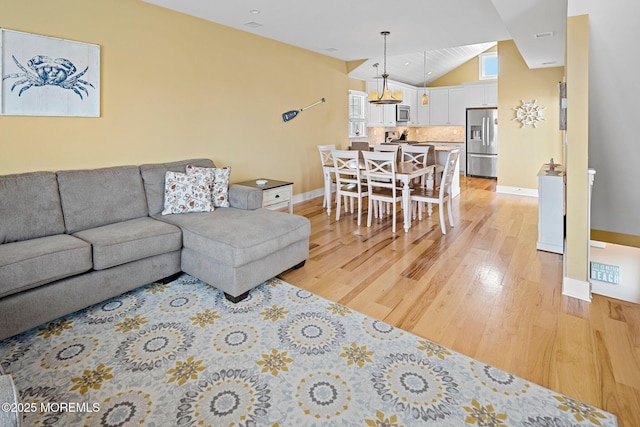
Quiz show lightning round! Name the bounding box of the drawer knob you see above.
[275,194,280,198]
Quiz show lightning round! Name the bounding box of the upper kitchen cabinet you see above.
[415,88,430,126]
[401,87,418,126]
[348,90,367,138]
[429,86,465,126]
[365,80,402,127]
[464,82,497,108]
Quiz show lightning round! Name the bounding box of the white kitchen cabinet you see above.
[382,103,396,126]
[367,80,404,127]
[366,80,396,126]
[429,86,465,126]
[464,82,497,108]
[537,164,565,254]
[370,103,396,126]
[415,88,430,125]
[403,87,418,126]
[366,80,382,126]
[448,87,465,125]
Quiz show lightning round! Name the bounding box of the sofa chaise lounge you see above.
[0,159,310,340]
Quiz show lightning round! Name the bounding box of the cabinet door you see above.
[403,87,418,125]
[382,83,400,126]
[381,104,395,126]
[448,87,466,125]
[484,82,497,107]
[366,81,384,126]
[465,84,486,108]
[368,103,384,126]
[429,88,450,125]
[416,88,430,125]
[465,82,498,108]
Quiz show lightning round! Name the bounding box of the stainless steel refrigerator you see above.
[466,108,498,178]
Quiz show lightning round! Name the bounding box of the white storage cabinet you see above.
[537,164,565,254]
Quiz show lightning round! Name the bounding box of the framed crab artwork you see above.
[1,29,100,117]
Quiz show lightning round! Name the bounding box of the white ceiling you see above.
[141,0,567,87]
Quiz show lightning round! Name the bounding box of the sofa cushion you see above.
[57,166,149,234]
[0,235,92,298]
[156,208,310,267]
[161,171,214,215]
[0,172,65,244]
[73,217,183,270]
[186,165,231,208]
[140,159,215,217]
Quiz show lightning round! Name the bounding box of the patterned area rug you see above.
[0,274,617,426]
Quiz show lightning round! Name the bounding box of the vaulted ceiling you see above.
[142,0,567,86]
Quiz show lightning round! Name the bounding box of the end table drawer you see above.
[233,179,294,214]
[263,186,291,206]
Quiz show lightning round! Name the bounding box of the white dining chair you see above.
[402,144,432,219]
[332,150,368,226]
[317,144,336,211]
[372,144,401,156]
[401,144,431,185]
[362,150,403,233]
[410,149,460,235]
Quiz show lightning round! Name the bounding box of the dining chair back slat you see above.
[401,144,430,167]
[332,149,368,226]
[401,144,431,187]
[362,150,403,233]
[317,144,337,211]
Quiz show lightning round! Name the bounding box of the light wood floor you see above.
[280,176,640,427]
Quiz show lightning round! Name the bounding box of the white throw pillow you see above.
[186,165,231,208]
[161,171,214,215]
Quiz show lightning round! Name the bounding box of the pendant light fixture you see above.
[421,51,429,106]
[368,31,403,104]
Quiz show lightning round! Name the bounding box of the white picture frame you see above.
[0,29,100,117]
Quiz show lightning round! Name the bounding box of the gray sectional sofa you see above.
[0,159,310,340]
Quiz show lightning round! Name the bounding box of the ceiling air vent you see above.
[244,21,263,29]
[534,31,554,39]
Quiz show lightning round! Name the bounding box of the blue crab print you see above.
[2,54,95,99]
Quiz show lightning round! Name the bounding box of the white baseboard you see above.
[562,276,592,301]
[292,188,324,205]
[496,186,538,197]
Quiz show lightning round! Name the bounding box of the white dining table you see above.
[323,160,435,232]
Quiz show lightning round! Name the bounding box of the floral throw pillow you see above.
[186,165,231,208]
[161,171,214,215]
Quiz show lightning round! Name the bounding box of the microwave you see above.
[396,105,410,122]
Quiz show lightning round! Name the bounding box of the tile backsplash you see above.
[361,126,465,145]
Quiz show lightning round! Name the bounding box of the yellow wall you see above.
[565,15,590,282]
[497,41,564,189]
[0,0,351,195]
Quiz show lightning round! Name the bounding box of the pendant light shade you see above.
[369,31,402,105]
[421,51,429,106]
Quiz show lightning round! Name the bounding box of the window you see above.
[348,90,367,138]
[479,52,498,80]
